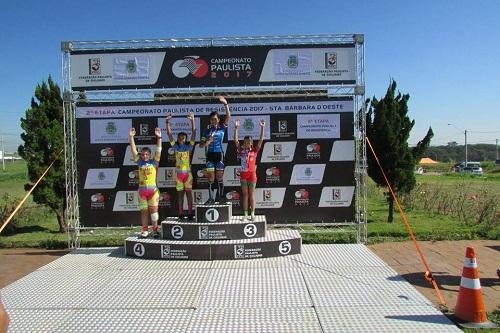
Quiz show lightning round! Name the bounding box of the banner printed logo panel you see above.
[71,45,355,89]
[318,186,355,207]
[84,168,120,189]
[261,142,296,163]
[172,56,209,78]
[289,164,326,185]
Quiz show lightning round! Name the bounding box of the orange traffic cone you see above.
[454,247,497,328]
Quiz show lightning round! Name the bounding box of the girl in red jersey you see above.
[233,119,265,220]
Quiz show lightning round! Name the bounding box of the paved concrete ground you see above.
[1,239,498,313]
[2,245,461,333]
[370,240,500,312]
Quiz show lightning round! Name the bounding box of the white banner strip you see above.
[76,100,354,118]
[460,277,481,290]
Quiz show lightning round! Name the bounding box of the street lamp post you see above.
[448,124,468,164]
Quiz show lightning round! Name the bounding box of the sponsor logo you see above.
[140,123,149,136]
[278,120,287,133]
[256,188,286,209]
[262,142,296,163]
[91,119,131,144]
[289,164,325,185]
[199,226,209,239]
[84,168,120,189]
[112,191,139,211]
[274,144,282,156]
[325,52,337,69]
[263,190,272,201]
[127,59,137,73]
[265,166,281,184]
[128,170,139,186]
[167,147,176,163]
[287,55,298,69]
[126,192,135,204]
[271,120,294,139]
[196,169,208,185]
[105,122,117,135]
[172,56,209,78]
[161,245,171,258]
[159,192,171,208]
[333,188,341,200]
[100,147,114,157]
[89,58,101,75]
[194,191,203,204]
[306,143,321,160]
[318,186,355,207]
[234,245,245,259]
[243,118,254,131]
[234,168,241,178]
[294,189,310,206]
[99,147,115,164]
[90,193,105,209]
[272,50,311,76]
[166,169,174,180]
[225,191,241,207]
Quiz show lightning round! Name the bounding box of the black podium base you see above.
[162,216,266,241]
[125,229,301,261]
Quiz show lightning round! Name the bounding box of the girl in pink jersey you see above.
[233,119,265,220]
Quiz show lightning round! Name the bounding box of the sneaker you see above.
[153,230,160,239]
[182,215,190,221]
[140,230,149,238]
[204,198,215,205]
[187,214,195,221]
[250,213,256,220]
[218,197,227,204]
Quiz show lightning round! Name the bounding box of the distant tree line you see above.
[424,143,498,162]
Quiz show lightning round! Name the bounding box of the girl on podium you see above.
[199,96,231,204]
[166,111,196,220]
[233,118,265,220]
[129,126,162,238]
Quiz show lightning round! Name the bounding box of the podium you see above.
[125,203,302,260]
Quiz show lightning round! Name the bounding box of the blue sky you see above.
[1,0,499,152]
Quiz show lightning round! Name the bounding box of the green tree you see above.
[366,80,433,222]
[18,77,66,232]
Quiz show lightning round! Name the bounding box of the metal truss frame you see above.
[61,34,367,247]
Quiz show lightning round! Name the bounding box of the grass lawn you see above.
[1,160,499,248]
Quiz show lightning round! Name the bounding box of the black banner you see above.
[76,97,356,226]
[70,44,356,90]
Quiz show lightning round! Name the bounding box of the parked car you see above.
[453,161,483,174]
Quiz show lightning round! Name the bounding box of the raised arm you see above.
[187,111,196,143]
[154,127,162,160]
[218,96,231,127]
[129,128,138,160]
[233,119,240,151]
[257,119,265,150]
[166,113,174,143]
